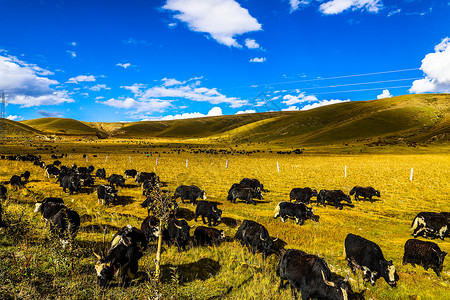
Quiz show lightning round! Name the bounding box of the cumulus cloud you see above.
[89,84,110,91]
[163,0,262,47]
[245,38,261,49]
[0,53,73,107]
[289,0,311,12]
[410,37,450,93]
[207,106,223,116]
[236,109,256,114]
[100,97,172,112]
[6,115,22,121]
[249,57,266,63]
[377,89,392,99]
[162,78,185,86]
[282,106,300,111]
[319,0,382,15]
[147,106,223,121]
[116,63,132,69]
[66,75,96,84]
[282,93,318,105]
[301,99,350,110]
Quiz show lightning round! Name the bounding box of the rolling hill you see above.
[9,93,450,147]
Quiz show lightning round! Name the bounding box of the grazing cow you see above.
[344,233,397,287]
[79,172,94,187]
[403,239,447,277]
[10,175,23,189]
[0,184,7,200]
[194,226,225,246]
[61,175,81,194]
[107,174,125,188]
[49,207,80,248]
[136,172,159,186]
[349,186,380,202]
[317,190,352,210]
[95,168,106,179]
[162,218,193,252]
[53,160,61,166]
[20,171,31,183]
[140,216,160,243]
[411,212,448,240]
[195,200,223,226]
[289,187,318,204]
[34,198,66,223]
[274,201,319,225]
[234,219,276,258]
[277,249,351,300]
[124,169,137,178]
[97,185,119,206]
[240,178,267,192]
[94,225,148,287]
[45,165,60,178]
[174,185,206,205]
[227,186,263,205]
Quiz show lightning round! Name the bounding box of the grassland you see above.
[0,143,449,299]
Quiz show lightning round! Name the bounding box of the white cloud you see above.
[388,8,401,17]
[236,109,256,114]
[95,96,105,100]
[250,57,266,63]
[319,0,382,15]
[245,38,261,49]
[410,37,450,93]
[148,106,223,121]
[116,63,132,69]
[100,97,172,112]
[282,106,300,111]
[89,84,110,91]
[162,78,185,86]
[282,93,318,105]
[0,53,73,107]
[207,106,223,116]
[377,89,392,99]
[289,0,311,12]
[163,0,262,47]
[301,99,350,110]
[70,42,77,46]
[66,75,96,84]
[67,50,76,58]
[6,115,21,121]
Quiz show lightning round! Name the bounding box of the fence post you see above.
[186,159,188,168]
[129,156,131,163]
[226,160,228,169]
[277,162,280,173]
[105,155,108,162]
[410,168,413,181]
[156,157,158,166]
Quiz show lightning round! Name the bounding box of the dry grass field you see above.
[0,141,449,299]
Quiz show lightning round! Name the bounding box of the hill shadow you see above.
[160,258,221,284]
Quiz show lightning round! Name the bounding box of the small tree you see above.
[148,189,175,281]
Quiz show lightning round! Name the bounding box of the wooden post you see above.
[277,162,280,173]
[186,159,188,168]
[410,168,413,181]
[156,157,158,165]
[105,155,108,162]
[226,160,228,169]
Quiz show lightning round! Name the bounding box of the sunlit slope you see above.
[22,118,100,136]
[2,119,41,136]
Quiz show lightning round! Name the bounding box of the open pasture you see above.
[0,148,449,299]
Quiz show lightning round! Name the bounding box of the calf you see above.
[277,249,350,300]
[349,186,380,202]
[194,226,225,246]
[124,169,137,178]
[344,233,397,287]
[140,215,160,243]
[403,239,447,277]
[227,186,262,205]
[234,219,276,258]
[108,174,125,188]
[97,185,119,206]
[274,201,319,225]
[174,185,206,205]
[411,212,448,240]
[289,187,318,204]
[94,225,148,287]
[95,168,106,179]
[195,200,223,226]
[317,189,352,210]
[49,207,80,248]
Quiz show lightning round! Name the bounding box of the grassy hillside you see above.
[1,119,41,137]
[21,118,102,136]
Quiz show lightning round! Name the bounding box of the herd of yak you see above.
[0,153,448,299]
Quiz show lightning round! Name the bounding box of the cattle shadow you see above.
[176,207,195,221]
[79,224,122,234]
[221,216,239,228]
[160,258,221,284]
[115,195,134,206]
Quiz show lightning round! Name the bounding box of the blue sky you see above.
[0,0,449,122]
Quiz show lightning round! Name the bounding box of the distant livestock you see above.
[107,174,125,188]
[317,189,352,210]
[194,226,225,247]
[240,178,267,192]
[136,172,159,186]
[274,201,319,225]
[174,185,206,205]
[234,219,276,258]
[349,186,380,202]
[45,165,60,178]
[289,187,317,204]
[20,170,31,183]
[60,174,81,194]
[124,169,137,178]
[95,168,106,179]
[227,186,262,205]
[10,175,23,189]
[411,212,448,240]
[344,233,397,287]
[403,239,447,277]
[194,200,222,226]
[49,207,80,248]
[277,249,351,300]
[94,225,148,287]
[97,185,119,206]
